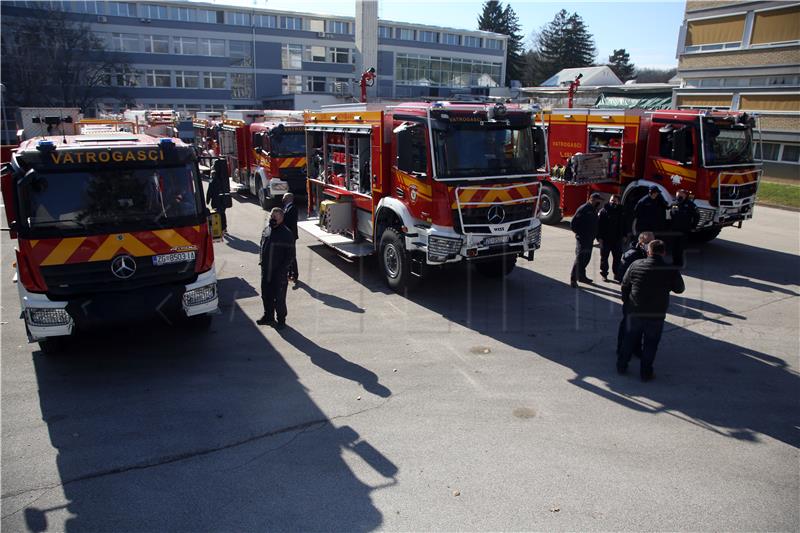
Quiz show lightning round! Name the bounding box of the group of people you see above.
[570,187,694,381]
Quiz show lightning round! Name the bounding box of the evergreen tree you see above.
[477,1,526,86]
[608,48,636,81]
[531,9,597,84]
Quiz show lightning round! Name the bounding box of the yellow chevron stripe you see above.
[29,240,39,249]
[40,237,85,266]
[152,229,192,249]
[89,234,154,262]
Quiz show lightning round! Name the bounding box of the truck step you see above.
[298,219,374,259]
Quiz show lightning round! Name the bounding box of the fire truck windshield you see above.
[433,125,535,178]
[20,164,201,232]
[703,123,754,166]
[270,132,305,157]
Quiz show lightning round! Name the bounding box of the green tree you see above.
[529,9,597,84]
[608,48,636,81]
[477,1,525,85]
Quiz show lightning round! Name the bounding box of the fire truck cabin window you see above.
[396,125,427,175]
[270,132,305,157]
[658,125,694,163]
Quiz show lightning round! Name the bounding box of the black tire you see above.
[38,337,65,354]
[539,184,562,225]
[690,226,722,243]
[379,228,413,292]
[187,313,213,331]
[474,255,517,278]
[257,178,269,210]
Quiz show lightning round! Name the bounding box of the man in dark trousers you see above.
[618,239,685,381]
[668,189,699,267]
[257,207,296,329]
[617,231,655,357]
[570,192,603,288]
[206,169,229,234]
[282,193,299,282]
[633,185,668,237]
[597,194,625,282]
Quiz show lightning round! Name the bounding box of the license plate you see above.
[482,235,509,246]
[152,251,196,266]
[271,182,289,192]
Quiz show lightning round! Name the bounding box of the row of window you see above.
[99,32,255,64]
[683,75,800,88]
[378,26,502,49]
[756,142,800,164]
[395,54,503,88]
[683,5,800,53]
[281,75,352,95]
[280,44,353,69]
[103,69,253,98]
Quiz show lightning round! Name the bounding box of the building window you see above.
[204,72,227,89]
[145,69,171,88]
[143,35,169,54]
[756,142,781,161]
[229,41,253,67]
[106,2,136,17]
[175,71,200,88]
[173,36,197,55]
[395,53,502,88]
[418,31,438,43]
[442,33,460,45]
[254,14,277,28]
[282,75,302,94]
[739,94,800,112]
[169,6,195,22]
[305,76,327,93]
[231,73,254,99]
[280,16,302,30]
[326,20,350,34]
[780,145,800,163]
[684,14,744,52]
[227,11,251,26]
[397,28,415,40]
[197,8,223,24]
[110,33,139,52]
[305,45,327,62]
[486,39,503,50]
[141,4,168,20]
[750,6,800,46]
[66,2,103,15]
[463,36,482,48]
[199,38,225,57]
[378,26,391,39]
[329,47,349,64]
[282,44,303,69]
[114,69,140,87]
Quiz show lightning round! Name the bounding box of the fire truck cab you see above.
[1,125,218,353]
[539,108,761,241]
[300,101,547,291]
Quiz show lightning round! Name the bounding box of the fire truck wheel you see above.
[257,179,270,210]
[379,228,412,291]
[690,226,722,243]
[539,184,562,225]
[474,255,517,278]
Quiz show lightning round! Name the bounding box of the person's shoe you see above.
[570,279,579,288]
[256,316,274,326]
[274,321,286,330]
[601,274,608,282]
[578,277,594,284]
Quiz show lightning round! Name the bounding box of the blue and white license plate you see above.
[482,235,509,246]
[152,251,196,266]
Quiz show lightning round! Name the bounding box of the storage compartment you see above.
[320,199,352,234]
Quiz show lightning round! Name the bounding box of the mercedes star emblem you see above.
[111,254,137,279]
[487,205,506,225]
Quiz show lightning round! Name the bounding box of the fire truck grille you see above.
[453,203,535,234]
[712,182,758,207]
[41,257,198,299]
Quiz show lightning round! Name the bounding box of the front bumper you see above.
[695,199,755,229]
[411,221,542,265]
[18,268,218,341]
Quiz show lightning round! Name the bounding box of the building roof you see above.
[540,66,623,87]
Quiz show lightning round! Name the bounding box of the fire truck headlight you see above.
[184,283,217,307]
[696,208,715,228]
[428,235,462,262]
[526,226,542,249]
[26,308,71,327]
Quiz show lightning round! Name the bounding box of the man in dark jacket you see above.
[617,231,655,357]
[570,192,603,288]
[257,207,296,329]
[633,185,668,236]
[597,194,625,282]
[282,193,299,282]
[668,189,699,267]
[206,170,229,233]
[618,240,685,381]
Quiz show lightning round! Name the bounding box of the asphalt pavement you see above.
[2,195,798,531]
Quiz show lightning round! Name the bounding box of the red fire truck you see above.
[1,126,218,353]
[538,108,761,241]
[219,110,307,209]
[300,101,547,290]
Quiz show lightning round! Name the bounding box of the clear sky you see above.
[201,0,686,69]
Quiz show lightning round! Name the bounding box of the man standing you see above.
[618,240,685,381]
[597,194,625,282]
[257,207,296,329]
[633,185,668,236]
[617,231,655,357]
[206,169,228,234]
[570,192,603,288]
[668,189,699,267]
[282,193,299,282]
